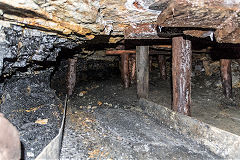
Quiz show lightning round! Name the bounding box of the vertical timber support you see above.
[157,55,167,80]
[129,54,136,84]
[172,37,192,116]
[136,46,149,98]
[220,59,232,98]
[149,56,153,72]
[121,54,130,88]
[67,57,78,96]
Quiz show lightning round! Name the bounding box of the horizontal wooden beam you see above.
[106,47,210,55]
[154,0,240,44]
[152,45,172,49]
[106,50,136,55]
[106,49,171,55]
[124,23,169,39]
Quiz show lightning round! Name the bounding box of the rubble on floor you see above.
[0,71,63,160]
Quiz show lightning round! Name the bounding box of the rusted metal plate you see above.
[153,0,240,43]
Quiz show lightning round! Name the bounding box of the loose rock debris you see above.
[60,105,220,159]
[1,71,63,160]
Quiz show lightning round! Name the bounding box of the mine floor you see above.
[53,67,240,159]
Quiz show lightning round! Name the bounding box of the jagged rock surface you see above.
[0,0,160,36]
[0,23,79,77]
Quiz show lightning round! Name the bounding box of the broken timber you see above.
[172,37,192,116]
[136,46,149,98]
[220,59,232,98]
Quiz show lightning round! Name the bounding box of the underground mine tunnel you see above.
[1,0,240,160]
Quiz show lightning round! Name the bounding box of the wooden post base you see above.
[172,37,192,116]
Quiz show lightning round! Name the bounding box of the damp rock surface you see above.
[1,71,63,160]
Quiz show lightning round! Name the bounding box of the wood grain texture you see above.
[172,37,192,116]
[157,55,167,80]
[67,57,78,96]
[136,46,149,99]
[220,59,232,98]
[121,54,130,88]
[155,0,240,43]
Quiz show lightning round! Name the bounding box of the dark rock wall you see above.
[0,24,78,77]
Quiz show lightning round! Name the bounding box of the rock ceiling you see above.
[1,0,240,44]
[0,0,240,77]
[0,0,160,38]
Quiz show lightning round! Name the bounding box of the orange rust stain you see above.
[133,1,144,10]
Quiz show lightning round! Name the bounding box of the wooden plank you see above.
[106,50,136,55]
[172,36,192,116]
[106,49,171,55]
[154,0,240,43]
[136,46,149,98]
[156,0,237,28]
[220,59,232,98]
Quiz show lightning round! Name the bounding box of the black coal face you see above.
[0,24,80,159]
[0,24,79,78]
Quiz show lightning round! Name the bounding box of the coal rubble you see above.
[0,24,84,159]
[0,70,63,159]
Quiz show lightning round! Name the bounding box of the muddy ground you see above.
[50,58,240,159]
